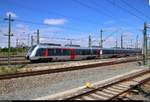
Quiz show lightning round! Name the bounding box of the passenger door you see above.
[70,49,75,60]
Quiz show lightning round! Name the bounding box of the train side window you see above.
[116,50,120,54]
[87,49,90,55]
[63,49,70,56]
[48,49,54,56]
[90,49,93,55]
[120,50,123,54]
[36,48,45,56]
[92,50,96,55]
[88,49,91,55]
[85,49,89,55]
[118,50,121,54]
[75,49,80,55]
[82,50,85,55]
[103,49,108,54]
[83,49,87,55]
[56,49,62,56]
[54,49,56,55]
[87,49,91,55]
[80,49,82,55]
[84,49,87,55]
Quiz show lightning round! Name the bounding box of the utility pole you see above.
[70,40,72,45]
[143,22,148,65]
[37,29,40,44]
[16,38,19,48]
[121,34,123,48]
[130,39,133,48]
[136,34,139,49]
[28,34,30,47]
[16,38,19,55]
[115,38,118,48]
[89,35,92,47]
[149,41,150,56]
[99,29,103,48]
[4,14,14,67]
[115,33,118,48]
[31,35,34,46]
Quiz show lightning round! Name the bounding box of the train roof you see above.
[36,44,99,50]
[34,44,141,51]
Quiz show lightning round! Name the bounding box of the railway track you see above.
[0,57,145,80]
[0,56,142,66]
[0,55,25,58]
[0,56,28,65]
[0,56,143,66]
[117,80,150,100]
[65,69,150,100]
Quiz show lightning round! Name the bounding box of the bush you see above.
[0,47,26,53]
[0,47,27,56]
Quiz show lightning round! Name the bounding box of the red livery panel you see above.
[70,48,75,60]
[44,48,48,57]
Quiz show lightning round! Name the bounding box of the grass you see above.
[0,65,23,75]
[0,64,34,75]
[0,52,26,56]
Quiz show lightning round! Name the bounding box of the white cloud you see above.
[6,12,17,18]
[44,18,67,25]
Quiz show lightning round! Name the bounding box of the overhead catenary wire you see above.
[0,18,92,47]
[8,0,100,26]
[1,17,91,45]
[103,30,119,42]
[1,16,143,48]
[71,0,115,19]
[88,0,115,18]
[71,0,147,29]
[0,1,146,48]
[121,0,150,20]
[106,0,145,22]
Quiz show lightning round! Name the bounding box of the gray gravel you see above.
[0,61,148,100]
[123,81,150,100]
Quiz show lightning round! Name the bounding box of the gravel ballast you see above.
[0,61,148,100]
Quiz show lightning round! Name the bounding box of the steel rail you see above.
[66,70,150,100]
[0,57,143,80]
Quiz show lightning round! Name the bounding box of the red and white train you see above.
[26,43,142,62]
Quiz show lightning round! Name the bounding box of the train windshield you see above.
[28,45,36,53]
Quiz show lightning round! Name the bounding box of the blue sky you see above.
[0,0,150,48]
